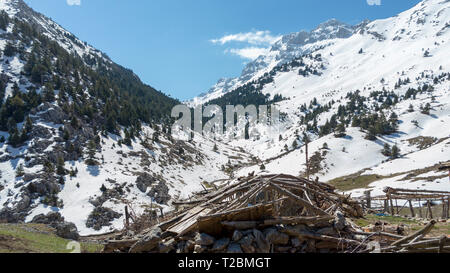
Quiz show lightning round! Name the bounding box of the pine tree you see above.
[43,160,55,176]
[365,126,377,141]
[382,143,391,157]
[16,163,25,177]
[391,145,400,159]
[56,156,66,175]
[85,139,98,166]
[334,122,346,138]
[260,164,266,171]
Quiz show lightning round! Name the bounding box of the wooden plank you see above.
[269,182,327,216]
[166,206,212,236]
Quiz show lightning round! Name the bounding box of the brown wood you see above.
[427,201,433,219]
[408,200,415,218]
[268,182,328,216]
[391,220,437,246]
[261,215,334,226]
[125,206,130,229]
[103,239,139,253]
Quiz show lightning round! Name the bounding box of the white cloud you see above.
[67,0,81,6]
[367,0,381,6]
[226,47,270,61]
[211,30,279,60]
[211,30,281,46]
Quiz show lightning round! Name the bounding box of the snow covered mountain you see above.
[0,0,252,235]
[192,0,450,199]
[188,19,356,106]
[0,0,449,237]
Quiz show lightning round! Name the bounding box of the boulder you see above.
[195,233,215,246]
[227,243,243,253]
[263,228,289,245]
[55,222,80,240]
[135,173,155,193]
[238,234,256,253]
[31,212,64,225]
[232,230,243,242]
[253,229,270,253]
[211,238,230,252]
[129,227,163,253]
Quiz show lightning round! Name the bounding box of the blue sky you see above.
[24,0,422,100]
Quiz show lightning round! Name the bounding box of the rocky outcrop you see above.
[31,211,80,240]
[147,180,170,205]
[129,227,163,253]
[135,173,155,193]
[86,207,122,231]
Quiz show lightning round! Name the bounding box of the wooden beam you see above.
[268,183,328,216]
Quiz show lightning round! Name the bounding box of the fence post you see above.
[409,200,415,218]
[125,206,130,229]
[427,201,433,219]
[364,190,372,209]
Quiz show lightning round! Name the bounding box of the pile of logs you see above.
[360,220,450,253]
[101,174,448,253]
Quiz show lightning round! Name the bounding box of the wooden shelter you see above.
[161,174,364,237]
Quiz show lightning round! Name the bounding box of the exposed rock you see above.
[31,211,64,225]
[232,230,243,242]
[227,243,243,253]
[238,234,256,253]
[55,222,80,240]
[0,208,26,223]
[135,173,155,193]
[195,233,215,246]
[147,180,171,205]
[158,239,176,253]
[194,244,208,253]
[253,229,270,253]
[291,237,302,248]
[211,238,230,252]
[334,210,346,231]
[86,207,122,231]
[263,228,289,245]
[16,195,31,211]
[129,227,163,253]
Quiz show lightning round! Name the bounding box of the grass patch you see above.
[0,224,103,253]
[328,174,384,191]
[356,214,450,238]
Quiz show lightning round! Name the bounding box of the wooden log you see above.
[447,198,450,219]
[125,206,130,229]
[157,211,188,231]
[102,239,139,253]
[418,198,423,218]
[409,200,415,218]
[389,195,395,215]
[364,190,372,209]
[442,198,447,220]
[391,220,437,246]
[280,228,365,248]
[427,201,433,219]
[268,183,328,216]
[222,221,258,230]
[261,215,334,226]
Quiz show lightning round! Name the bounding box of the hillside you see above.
[192,0,450,198]
[0,0,252,235]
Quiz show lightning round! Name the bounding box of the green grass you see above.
[0,224,103,253]
[328,174,384,191]
[355,214,450,238]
